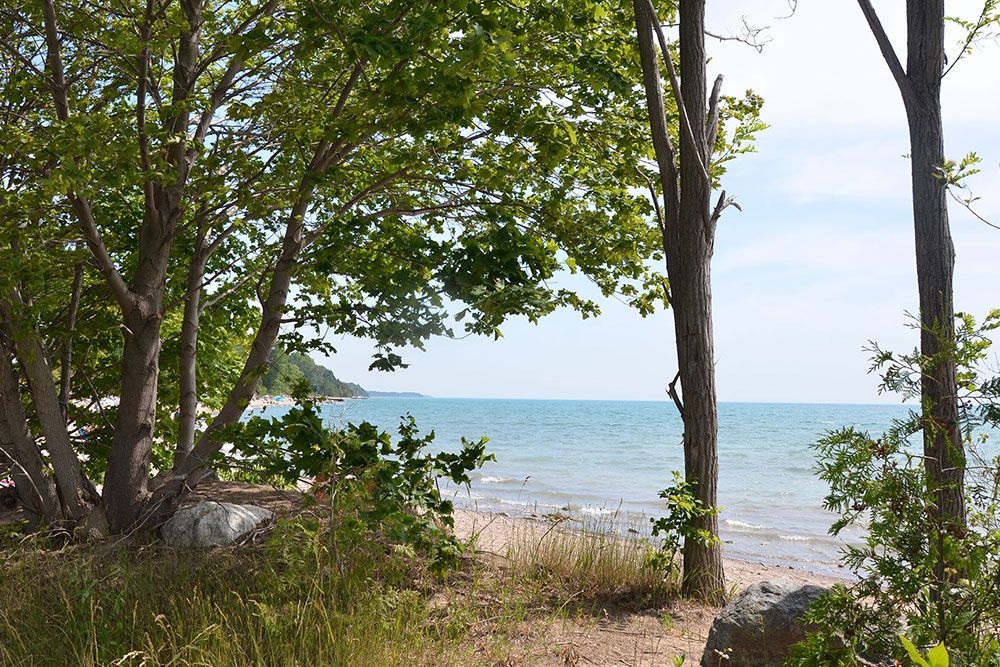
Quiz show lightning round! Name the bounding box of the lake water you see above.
[254,398,919,575]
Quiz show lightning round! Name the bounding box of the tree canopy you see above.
[0,0,674,531]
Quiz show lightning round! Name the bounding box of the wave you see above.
[479,476,508,484]
[725,519,766,531]
[578,506,616,516]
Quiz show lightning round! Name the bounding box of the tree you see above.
[258,347,365,398]
[632,0,763,601]
[0,0,662,533]
[855,0,999,554]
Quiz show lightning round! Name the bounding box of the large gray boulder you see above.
[701,579,829,667]
[161,501,273,547]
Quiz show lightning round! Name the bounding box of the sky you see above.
[318,0,1000,404]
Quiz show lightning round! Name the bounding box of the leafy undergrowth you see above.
[0,513,681,667]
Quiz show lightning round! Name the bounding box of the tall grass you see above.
[0,512,681,666]
[499,512,679,613]
[0,520,476,667]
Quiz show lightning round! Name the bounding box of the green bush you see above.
[225,390,493,571]
[645,471,720,579]
[790,311,1000,665]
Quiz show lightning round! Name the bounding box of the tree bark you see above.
[902,0,965,529]
[675,0,724,601]
[634,0,725,602]
[0,299,97,518]
[175,249,208,468]
[0,341,59,526]
[102,302,163,532]
[856,0,965,530]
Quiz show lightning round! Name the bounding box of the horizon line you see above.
[364,394,914,407]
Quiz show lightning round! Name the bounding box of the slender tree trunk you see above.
[2,316,97,518]
[856,0,965,530]
[634,0,725,602]
[58,261,84,419]
[675,0,724,600]
[175,252,207,468]
[902,1,965,529]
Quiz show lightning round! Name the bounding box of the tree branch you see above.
[706,74,723,158]
[667,370,684,418]
[58,260,84,418]
[645,0,711,182]
[943,1,997,78]
[39,0,133,309]
[856,0,915,104]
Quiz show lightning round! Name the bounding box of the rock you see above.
[161,501,273,547]
[701,579,830,667]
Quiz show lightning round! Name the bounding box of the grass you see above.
[0,511,683,666]
[501,513,678,613]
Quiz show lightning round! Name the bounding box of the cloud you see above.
[771,139,912,203]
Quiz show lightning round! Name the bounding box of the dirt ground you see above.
[452,509,847,666]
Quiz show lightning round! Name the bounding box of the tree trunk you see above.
[634,0,725,602]
[675,0,724,601]
[901,0,965,530]
[672,262,724,599]
[0,299,97,519]
[102,304,162,532]
[857,0,966,528]
[0,343,59,525]
[58,261,84,420]
[143,186,316,526]
[175,251,207,468]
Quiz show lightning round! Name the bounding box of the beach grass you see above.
[498,513,678,613]
[0,509,686,666]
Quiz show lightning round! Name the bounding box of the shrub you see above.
[225,390,493,572]
[645,471,720,580]
[790,311,1000,665]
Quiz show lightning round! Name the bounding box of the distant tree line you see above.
[260,349,367,399]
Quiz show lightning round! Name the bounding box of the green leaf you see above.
[900,636,931,667]
[925,643,949,667]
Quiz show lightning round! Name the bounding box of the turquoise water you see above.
[254,398,917,574]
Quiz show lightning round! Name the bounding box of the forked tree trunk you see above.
[857,0,965,532]
[144,186,317,526]
[635,0,725,602]
[675,0,724,601]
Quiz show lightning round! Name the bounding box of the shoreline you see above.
[452,507,851,589]
[449,491,856,579]
[247,394,366,410]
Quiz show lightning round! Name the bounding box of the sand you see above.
[451,508,847,666]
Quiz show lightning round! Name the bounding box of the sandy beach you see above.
[450,507,847,665]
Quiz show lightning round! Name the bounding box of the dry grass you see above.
[0,484,735,667]
[500,513,678,614]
